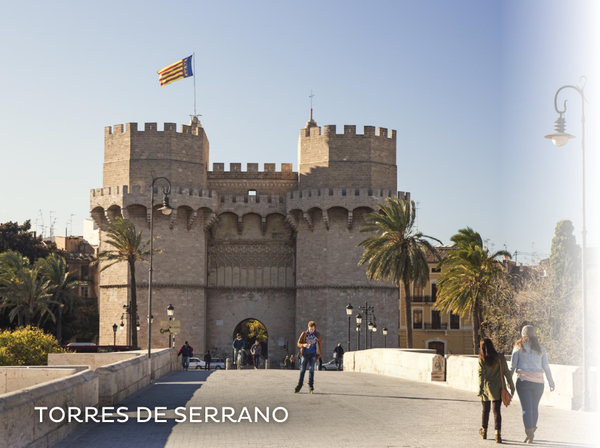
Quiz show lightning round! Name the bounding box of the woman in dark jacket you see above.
[478,338,515,444]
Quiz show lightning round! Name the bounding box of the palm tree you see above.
[434,227,510,354]
[95,217,159,349]
[37,253,87,344]
[0,250,55,326]
[358,198,441,348]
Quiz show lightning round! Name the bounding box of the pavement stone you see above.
[55,369,598,448]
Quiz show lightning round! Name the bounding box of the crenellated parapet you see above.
[218,194,286,219]
[298,123,397,192]
[103,119,210,191]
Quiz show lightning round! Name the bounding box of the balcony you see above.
[411,295,436,303]
[424,323,448,330]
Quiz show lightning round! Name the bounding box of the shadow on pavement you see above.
[318,391,476,403]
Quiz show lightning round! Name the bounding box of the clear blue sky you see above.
[0,0,597,261]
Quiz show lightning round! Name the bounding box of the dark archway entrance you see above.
[233,318,268,364]
[428,341,445,356]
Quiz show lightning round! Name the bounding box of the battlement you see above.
[210,163,294,174]
[104,122,204,136]
[287,188,410,214]
[91,185,217,199]
[300,125,396,140]
[288,188,402,201]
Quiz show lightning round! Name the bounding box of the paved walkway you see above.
[56,369,597,448]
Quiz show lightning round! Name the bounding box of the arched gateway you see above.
[233,318,268,363]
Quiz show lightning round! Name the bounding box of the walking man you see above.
[232,333,245,370]
[250,340,262,369]
[203,350,212,370]
[334,343,344,371]
[177,341,193,371]
[294,321,322,394]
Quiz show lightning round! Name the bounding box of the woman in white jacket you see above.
[511,325,555,443]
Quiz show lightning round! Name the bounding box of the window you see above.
[81,265,90,279]
[450,313,460,330]
[431,283,438,302]
[431,267,441,273]
[248,189,257,196]
[413,309,423,329]
[431,311,441,329]
[81,287,89,299]
[413,284,423,302]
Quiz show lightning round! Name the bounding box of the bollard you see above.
[265,359,269,370]
[226,358,231,370]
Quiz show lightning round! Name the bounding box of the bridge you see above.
[53,369,595,448]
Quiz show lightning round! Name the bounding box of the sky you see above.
[0,0,598,263]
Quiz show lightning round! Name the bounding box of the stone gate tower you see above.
[91,115,405,365]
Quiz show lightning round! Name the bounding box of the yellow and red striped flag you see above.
[157,55,193,86]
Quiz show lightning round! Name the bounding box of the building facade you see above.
[91,117,407,364]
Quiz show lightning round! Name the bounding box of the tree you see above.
[435,227,511,354]
[358,198,441,348]
[95,217,159,349]
[0,220,58,263]
[37,253,87,344]
[0,251,55,326]
[0,326,68,366]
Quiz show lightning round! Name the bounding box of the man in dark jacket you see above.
[203,350,212,370]
[178,341,193,371]
[232,333,245,370]
[294,321,322,394]
[334,343,344,370]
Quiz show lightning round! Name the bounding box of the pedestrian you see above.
[284,355,290,369]
[250,340,262,369]
[204,350,212,370]
[294,320,322,394]
[511,325,555,443]
[477,338,514,444]
[289,354,296,370]
[334,343,344,370]
[177,341,193,371]
[232,333,245,370]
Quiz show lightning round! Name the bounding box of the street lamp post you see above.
[356,314,362,350]
[148,174,173,359]
[544,77,589,410]
[345,303,353,352]
[383,326,388,348]
[368,321,374,349]
[372,322,377,348]
[359,302,374,350]
[167,304,175,348]
[112,323,117,349]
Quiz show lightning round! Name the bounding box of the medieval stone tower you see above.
[91,115,406,364]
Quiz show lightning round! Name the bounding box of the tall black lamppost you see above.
[544,77,589,410]
[345,303,353,352]
[368,321,374,349]
[358,302,374,350]
[112,323,118,349]
[167,304,175,348]
[148,174,173,359]
[356,314,362,350]
[372,322,377,348]
[383,326,388,348]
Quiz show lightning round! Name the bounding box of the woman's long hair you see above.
[479,338,499,366]
[515,336,542,354]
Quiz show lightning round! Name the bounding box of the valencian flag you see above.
[157,55,193,86]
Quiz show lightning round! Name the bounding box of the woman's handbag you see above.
[498,355,512,407]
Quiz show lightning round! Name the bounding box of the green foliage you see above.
[0,220,58,263]
[435,227,511,354]
[245,319,268,341]
[0,325,69,366]
[358,198,441,348]
[95,217,160,349]
[0,251,56,326]
[37,253,87,343]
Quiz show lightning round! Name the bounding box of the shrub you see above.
[0,326,69,366]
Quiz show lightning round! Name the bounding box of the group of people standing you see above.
[478,325,555,444]
[232,333,263,370]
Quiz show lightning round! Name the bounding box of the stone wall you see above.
[0,369,98,448]
[344,348,445,382]
[445,355,586,411]
[48,353,138,371]
[0,367,83,394]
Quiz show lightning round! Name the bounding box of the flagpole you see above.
[193,52,197,117]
